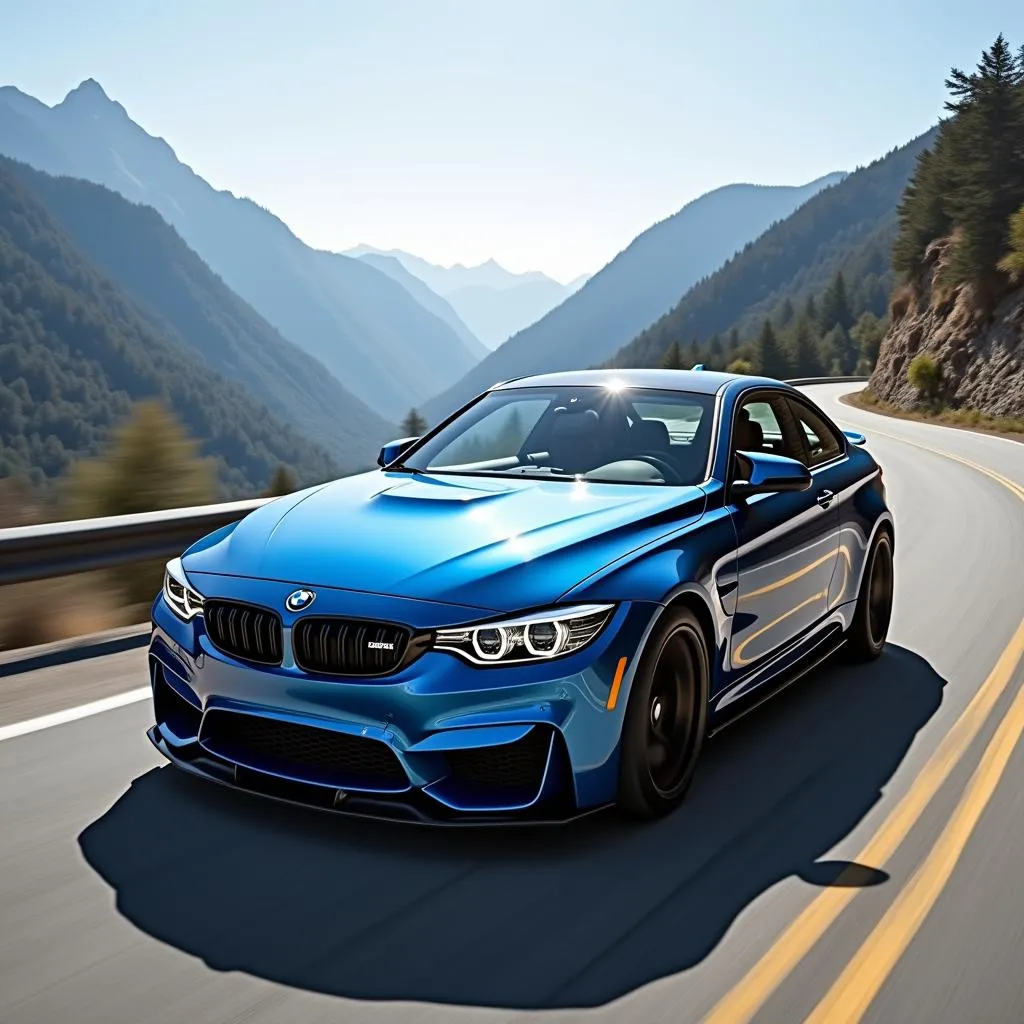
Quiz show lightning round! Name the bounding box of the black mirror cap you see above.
[731,450,813,499]
[377,436,420,468]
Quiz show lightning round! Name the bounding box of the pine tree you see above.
[892,146,954,278]
[803,294,818,324]
[788,315,824,377]
[819,324,855,376]
[727,327,741,353]
[941,35,1024,286]
[998,203,1024,281]
[754,319,791,379]
[686,337,702,367]
[818,271,855,333]
[850,311,887,371]
[775,297,795,328]
[707,333,725,368]
[661,341,685,369]
[264,464,298,497]
[401,408,428,436]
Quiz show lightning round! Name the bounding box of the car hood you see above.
[183,470,706,612]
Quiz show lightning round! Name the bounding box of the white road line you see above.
[0,688,151,742]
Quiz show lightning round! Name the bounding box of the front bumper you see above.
[147,578,658,825]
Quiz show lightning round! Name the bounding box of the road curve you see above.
[1,383,1023,1024]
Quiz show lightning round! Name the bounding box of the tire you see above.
[844,528,894,663]
[617,606,709,820]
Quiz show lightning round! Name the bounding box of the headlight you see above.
[162,557,204,620]
[433,604,614,665]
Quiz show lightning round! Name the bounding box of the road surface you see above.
[1,383,1023,1024]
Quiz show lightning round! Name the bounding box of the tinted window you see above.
[732,395,805,463]
[788,399,845,467]
[400,386,716,486]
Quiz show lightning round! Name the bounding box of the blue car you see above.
[148,369,894,824]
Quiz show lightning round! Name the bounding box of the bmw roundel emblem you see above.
[285,589,316,612]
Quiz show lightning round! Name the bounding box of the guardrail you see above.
[0,376,870,587]
[0,498,270,586]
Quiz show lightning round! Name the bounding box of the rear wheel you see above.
[844,529,894,662]
[617,607,709,819]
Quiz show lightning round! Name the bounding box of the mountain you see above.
[607,133,936,371]
[351,251,487,360]
[0,162,344,494]
[2,156,395,462]
[345,246,556,294]
[444,276,585,350]
[0,79,480,420]
[422,172,845,422]
[346,245,588,348]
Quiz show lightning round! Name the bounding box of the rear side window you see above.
[788,399,845,467]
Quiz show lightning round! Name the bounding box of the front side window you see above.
[398,385,717,486]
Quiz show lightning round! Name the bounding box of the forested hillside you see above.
[0,165,342,495]
[1,157,395,460]
[870,35,1024,416]
[608,130,937,376]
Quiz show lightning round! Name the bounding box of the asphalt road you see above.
[1,382,1023,1024]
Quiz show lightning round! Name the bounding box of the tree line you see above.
[656,269,887,379]
[894,34,1024,294]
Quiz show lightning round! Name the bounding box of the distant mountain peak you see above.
[62,78,111,105]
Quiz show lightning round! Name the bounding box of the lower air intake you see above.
[444,726,552,792]
[199,709,408,791]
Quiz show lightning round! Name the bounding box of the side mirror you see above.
[843,429,867,447]
[377,436,419,468]
[731,451,812,500]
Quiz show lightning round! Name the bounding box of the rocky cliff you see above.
[869,238,1024,417]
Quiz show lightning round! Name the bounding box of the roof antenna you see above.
[691,363,705,371]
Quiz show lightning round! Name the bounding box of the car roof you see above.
[489,367,786,397]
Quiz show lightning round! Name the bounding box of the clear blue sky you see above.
[1,0,1018,282]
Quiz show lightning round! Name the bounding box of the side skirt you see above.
[706,628,846,737]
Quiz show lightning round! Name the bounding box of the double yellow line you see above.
[705,427,1024,1024]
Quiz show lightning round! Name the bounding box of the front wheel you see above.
[617,607,709,820]
[844,529,894,662]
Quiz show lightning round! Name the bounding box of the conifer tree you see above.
[401,408,428,436]
[818,271,854,333]
[788,315,824,377]
[707,333,725,368]
[686,337,702,367]
[754,319,791,379]
[775,297,795,328]
[661,341,685,369]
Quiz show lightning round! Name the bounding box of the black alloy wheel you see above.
[845,529,894,662]
[617,606,709,819]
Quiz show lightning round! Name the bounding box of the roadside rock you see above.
[869,239,1024,417]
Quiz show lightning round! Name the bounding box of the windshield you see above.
[398,385,716,486]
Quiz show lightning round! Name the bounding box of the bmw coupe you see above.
[148,369,894,824]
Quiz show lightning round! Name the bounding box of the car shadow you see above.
[78,643,943,1010]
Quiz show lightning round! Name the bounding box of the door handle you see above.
[816,489,835,509]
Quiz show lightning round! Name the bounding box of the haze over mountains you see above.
[423,172,845,422]
[345,245,589,349]
[0,79,480,420]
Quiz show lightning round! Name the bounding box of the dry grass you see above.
[843,389,1024,442]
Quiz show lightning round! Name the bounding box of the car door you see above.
[727,390,841,672]
[782,393,857,611]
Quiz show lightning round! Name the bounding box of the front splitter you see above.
[147,725,613,829]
